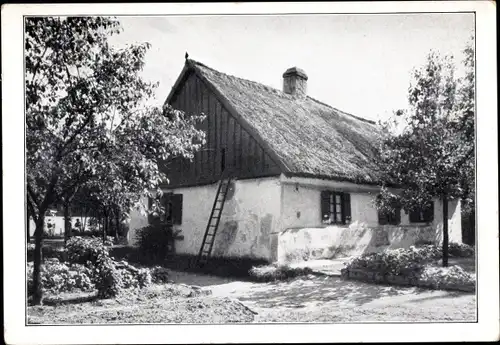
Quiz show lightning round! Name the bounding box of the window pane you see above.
[336,212,342,222]
[335,194,341,203]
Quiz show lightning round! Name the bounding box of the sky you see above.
[109,13,474,122]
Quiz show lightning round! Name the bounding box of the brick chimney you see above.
[283,67,308,98]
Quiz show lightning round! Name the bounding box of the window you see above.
[378,206,401,225]
[321,191,351,225]
[377,196,401,225]
[148,193,183,225]
[409,201,434,223]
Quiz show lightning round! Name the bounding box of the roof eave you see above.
[283,171,384,186]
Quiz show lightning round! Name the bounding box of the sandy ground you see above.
[28,267,476,324]
[27,283,256,324]
[168,270,477,323]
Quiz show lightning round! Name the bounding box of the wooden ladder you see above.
[196,178,232,266]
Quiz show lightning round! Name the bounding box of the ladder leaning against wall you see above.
[196,177,232,267]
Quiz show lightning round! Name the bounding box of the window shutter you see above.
[409,209,419,223]
[162,193,171,223]
[172,194,183,225]
[342,193,351,224]
[320,191,330,223]
[378,210,388,225]
[394,207,401,225]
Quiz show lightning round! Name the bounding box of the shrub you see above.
[417,264,475,290]
[66,236,111,265]
[66,237,123,298]
[93,253,122,298]
[151,266,170,284]
[27,260,94,295]
[249,263,313,282]
[135,224,173,261]
[344,245,442,276]
[28,238,153,299]
[114,261,149,289]
[448,242,475,258]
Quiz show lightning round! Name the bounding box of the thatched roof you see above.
[184,59,383,184]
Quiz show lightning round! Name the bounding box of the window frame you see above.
[409,201,434,223]
[321,191,351,225]
[377,206,402,225]
[376,195,402,226]
[148,193,183,226]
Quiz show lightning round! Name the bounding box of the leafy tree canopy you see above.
[376,38,475,214]
[26,16,205,304]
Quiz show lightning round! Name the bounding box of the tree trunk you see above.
[64,202,71,244]
[115,208,120,242]
[32,215,45,305]
[103,214,108,243]
[83,208,88,232]
[442,195,449,267]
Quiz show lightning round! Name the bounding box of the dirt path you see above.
[169,271,477,322]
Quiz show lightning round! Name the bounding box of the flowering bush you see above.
[417,265,475,290]
[28,237,160,299]
[93,253,122,298]
[27,260,94,294]
[449,242,475,258]
[345,245,442,276]
[66,237,111,265]
[65,236,123,298]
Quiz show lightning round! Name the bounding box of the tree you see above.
[376,39,475,267]
[26,16,205,304]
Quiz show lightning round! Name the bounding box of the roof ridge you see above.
[189,58,376,125]
[188,58,291,98]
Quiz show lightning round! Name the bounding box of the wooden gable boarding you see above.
[162,69,282,187]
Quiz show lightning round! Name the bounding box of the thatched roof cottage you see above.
[128,59,463,264]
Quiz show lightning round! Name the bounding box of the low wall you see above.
[277,221,455,264]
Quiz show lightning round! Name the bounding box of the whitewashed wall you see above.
[128,176,282,261]
[128,174,464,264]
[275,175,463,263]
